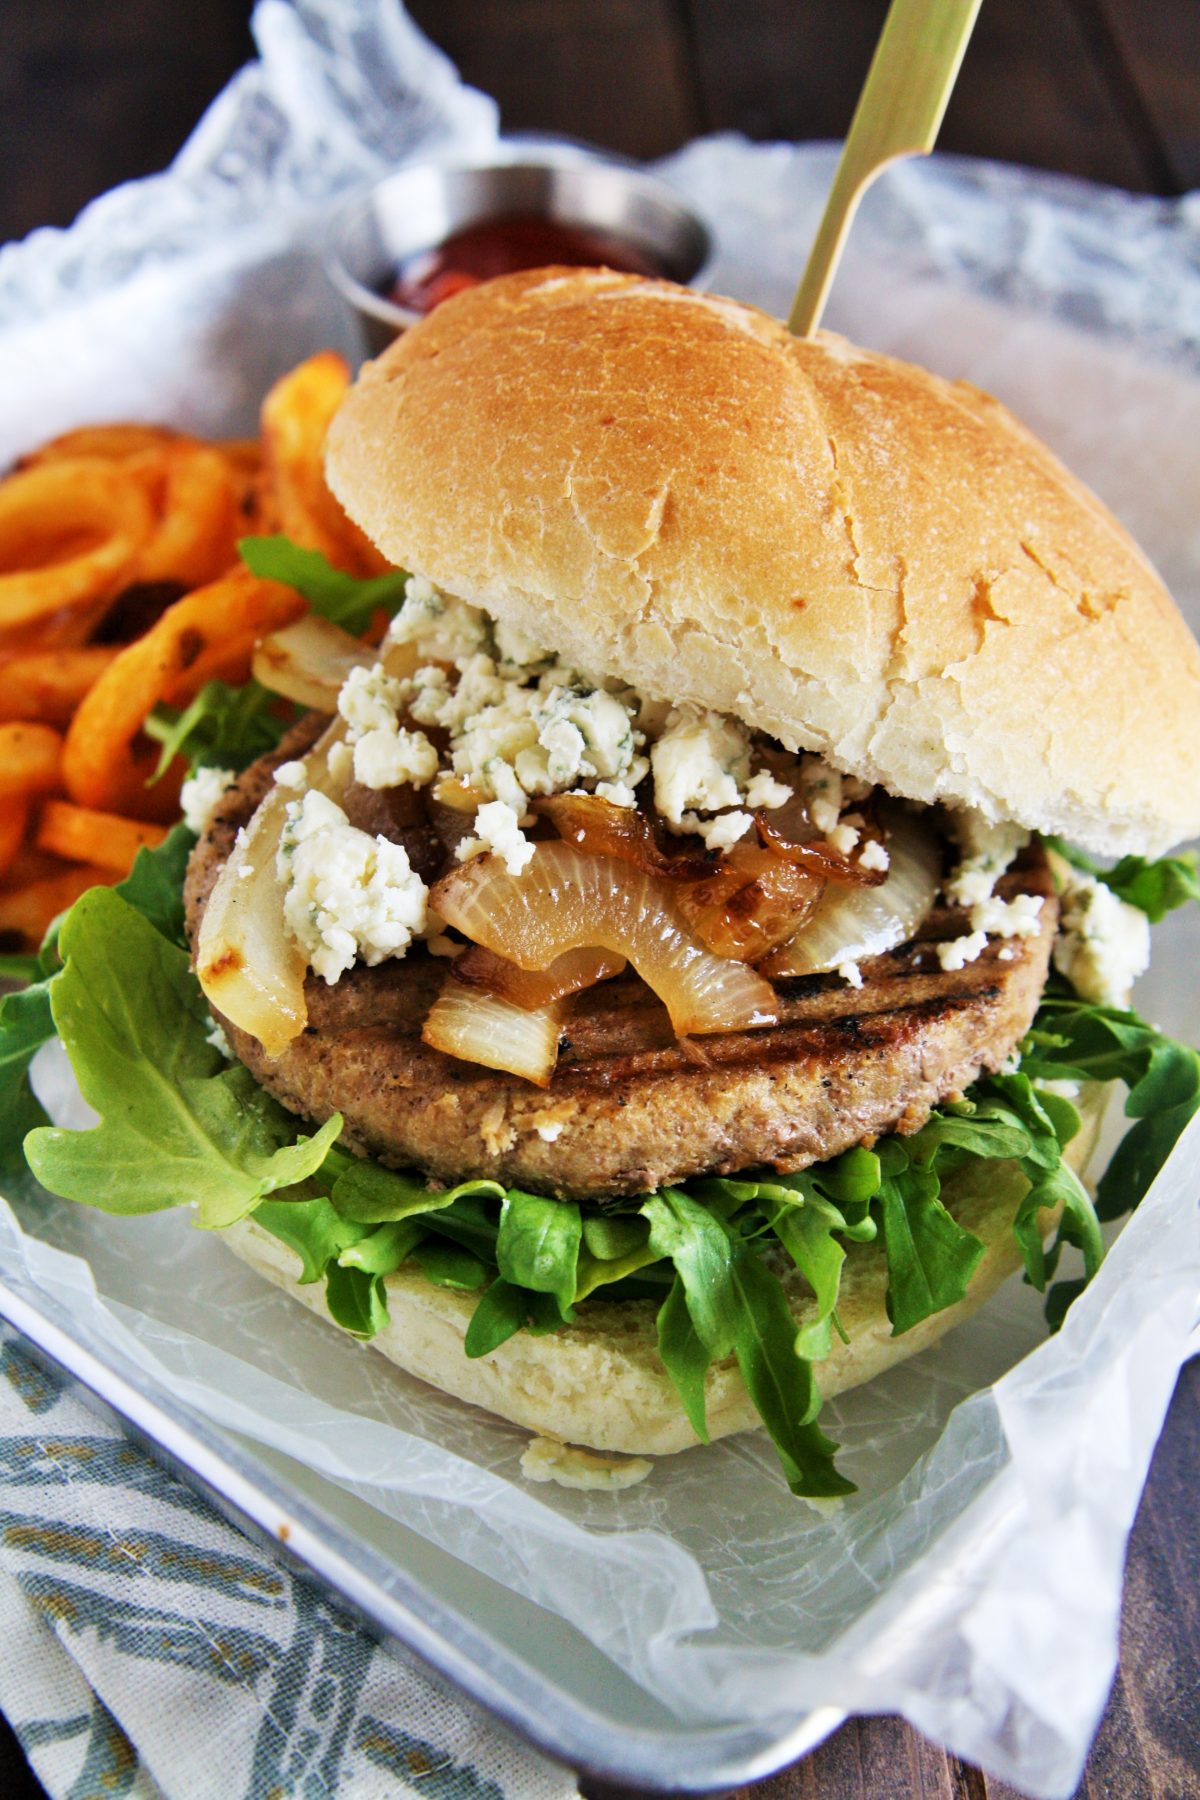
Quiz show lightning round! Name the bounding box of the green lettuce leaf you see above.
[496,1191,581,1319]
[0,982,55,1172]
[1048,838,1200,922]
[23,889,340,1229]
[252,1193,368,1284]
[1019,995,1200,1221]
[655,1275,711,1443]
[329,1156,504,1224]
[238,537,409,636]
[145,678,290,782]
[114,825,196,948]
[725,1250,853,1498]
[324,1262,389,1337]
[463,1280,562,1357]
[875,1149,985,1336]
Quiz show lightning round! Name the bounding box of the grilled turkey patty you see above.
[184,724,1057,1200]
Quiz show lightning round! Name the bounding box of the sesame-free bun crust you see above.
[221,1090,1103,1459]
[326,269,1200,857]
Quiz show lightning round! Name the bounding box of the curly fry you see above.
[0,460,156,640]
[0,799,27,883]
[17,422,182,466]
[0,647,119,726]
[131,442,240,590]
[0,863,116,947]
[36,800,168,873]
[261,353,389,577]
[62,568,304,818]
[0,723,62,802]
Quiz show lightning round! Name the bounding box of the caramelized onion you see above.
[674,843,825,962]
[195,719,349,1054]
[760,810,940,979]
[252,619,421,712]
[423,974,563,1085]
[453,942,626,1010]
[252,614,374,710]
[757,809,886,886]
[535,792,713,880]
[432,841,778,1037]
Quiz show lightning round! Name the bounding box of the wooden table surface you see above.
[2,4,1197,1797]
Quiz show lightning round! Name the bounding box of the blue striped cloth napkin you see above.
[0,1324,577,1800]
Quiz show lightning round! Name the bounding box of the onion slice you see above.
[757,808,886,886]
[759,810,940,979]
[452,942,626,1010]
[535,792,713,880]
[423,974,563,1086]
[252,619,423,712]
[252,614,375,710]
[674,843,824,962]
[195,719,349,1055]
[432,841,778,1037]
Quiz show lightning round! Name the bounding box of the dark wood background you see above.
[2,3,1197,1797]
[4,0,1200,248]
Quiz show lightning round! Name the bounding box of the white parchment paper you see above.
[2,6,1199,1795]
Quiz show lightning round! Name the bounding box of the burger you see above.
[21,271,1200,1497]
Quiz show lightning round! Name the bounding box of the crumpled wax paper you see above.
[2,6,1199,1796]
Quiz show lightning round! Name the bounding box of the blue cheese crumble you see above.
[1050,858,1150,1006]
[180,766,236,835]
[276,789,428,983]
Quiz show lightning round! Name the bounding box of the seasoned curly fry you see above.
[0,723,62,802]
[17,423,182,466]
[0,863,116,946]
[0,799,27,883]
[62,568,304,818]
[131,441,240,589]
[0,460,156,641]
[36,800,168,872]
[0,647,119,725]
[261,353,389,577]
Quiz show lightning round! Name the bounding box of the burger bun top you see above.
[326,268,1200,858]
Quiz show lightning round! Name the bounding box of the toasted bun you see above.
[326,269,1200,858]
[221,1090,1104,1458]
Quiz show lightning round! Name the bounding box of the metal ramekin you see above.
[325,148,713,356]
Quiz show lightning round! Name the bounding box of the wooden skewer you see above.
[788,0,983,338]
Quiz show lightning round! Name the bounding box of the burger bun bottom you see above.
[222,1088,1105,1459]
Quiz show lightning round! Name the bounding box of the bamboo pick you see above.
[788,0,983,338]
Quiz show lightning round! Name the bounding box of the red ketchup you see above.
[386,214,663,314]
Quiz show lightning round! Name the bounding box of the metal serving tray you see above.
[0,1266,843,1796]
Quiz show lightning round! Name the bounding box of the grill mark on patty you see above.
[184,721,1058,1199]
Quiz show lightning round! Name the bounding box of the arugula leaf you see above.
[726,1250,854,1498]
[0,981,55,1172]
[324,1262,389,1337]
[0,952,41,984]
[764,1186,848,1361]
[339,1218,427,1278]
[496,1191,581,1319]
[643,1188,741,1358]
[114,825,196,948]
[875,1141,985,1336]
[655,1274,712,1442]
[330,1157,504,1224]
[413,1240,489,1291]
[253,1193,368,1283]
[419,1194,501,1263]
[145,679,290,782]
[239,537,409,636]
[23,889,340,1229]
[463,1279,561,1358]
[1047,838,1200,922]
[1020,995,1200,1220]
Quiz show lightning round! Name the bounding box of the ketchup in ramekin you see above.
[386,214,663,315]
